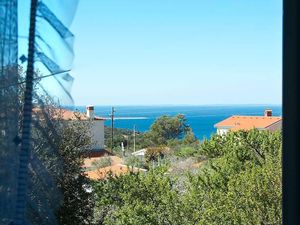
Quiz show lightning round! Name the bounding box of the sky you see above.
[69,0,282,106]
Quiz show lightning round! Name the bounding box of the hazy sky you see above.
[70,0,282,106]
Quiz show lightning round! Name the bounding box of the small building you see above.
[131,147,170,158]
[131,148,147,157]
[56,105,106,151]
[214,109,282,135]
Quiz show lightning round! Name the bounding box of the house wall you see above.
[66,120,105,150]
[91,120,105,150]
[217,128,229,135]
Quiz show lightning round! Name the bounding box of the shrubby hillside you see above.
[93,128,282,225]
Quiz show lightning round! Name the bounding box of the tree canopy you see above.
[93,129,282,225]
[145,114,196,146]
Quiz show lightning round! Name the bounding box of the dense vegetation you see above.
[104,127,144,152]
[104,114,199,156]
[29,103,95,225]
[93,128,282,225]
[28,108,282,225]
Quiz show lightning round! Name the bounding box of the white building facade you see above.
[86,105,105,150]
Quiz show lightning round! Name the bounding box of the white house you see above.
[58,105,105,151]
[132,148,147,157]
[86,105,105,150]
[214,109,282,135]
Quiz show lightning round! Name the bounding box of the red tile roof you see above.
[214,115,282,131]
[33,107,105,121]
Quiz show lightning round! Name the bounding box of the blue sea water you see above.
[75,105,282,140]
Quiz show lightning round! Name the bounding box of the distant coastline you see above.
[74,103,282,107]
[103,117,148,120]
[75,105,282,140]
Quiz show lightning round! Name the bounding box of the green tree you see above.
[124,155,144,168]
[91,157,112,170]
[104,127,148,154]
[92,168,183,225]
[183,128,199,145]
[92,129,282,225]
[31,103,95,225]
[55,117,95,225]
[145,114,192,146]
[183,129,282,224]
[145,147,168,162]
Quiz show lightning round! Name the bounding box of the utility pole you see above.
[110,107,115,153]
[133,125,136,152]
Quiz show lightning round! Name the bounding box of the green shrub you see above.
[175,146,198,158]
[91,157,112,169]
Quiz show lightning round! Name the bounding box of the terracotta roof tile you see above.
[214,115,282,131]
[33,107,105,121]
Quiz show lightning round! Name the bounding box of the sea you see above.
[75,105,282,140]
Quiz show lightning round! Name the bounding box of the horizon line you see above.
[71,103,282,107]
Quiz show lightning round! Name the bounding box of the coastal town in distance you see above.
[63,105,282,180]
